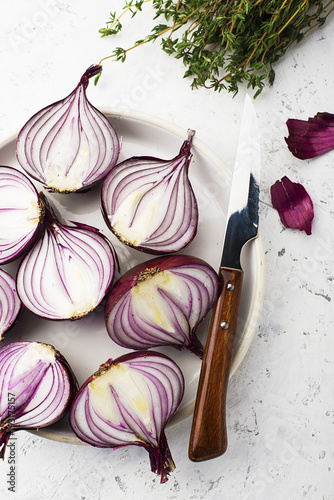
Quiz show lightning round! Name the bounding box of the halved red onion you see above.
[0,166,43,264]
[0,341,77,459]
[270,176,314,235]
[105,255,219,357]
[16,65,120,193]
[0,269,21,342]
[285,112,334,159]
[101,129,198,254]
[69,351,184,483]
[16,200,115,320]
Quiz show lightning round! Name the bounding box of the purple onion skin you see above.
[105,254,219,357]
[69,351,184,483]
[270,176,314,235]
[285,112,334,160]
[79,64,102,85]
[0,341,78,459]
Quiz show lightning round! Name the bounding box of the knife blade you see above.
[188,94,261,462]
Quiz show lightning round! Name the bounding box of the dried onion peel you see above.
[286,112,334,160]
[270,176,314,235]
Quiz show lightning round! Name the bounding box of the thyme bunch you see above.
[98,1,334,97]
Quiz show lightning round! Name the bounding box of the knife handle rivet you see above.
[220,321,229,330]
[226,282,235,291]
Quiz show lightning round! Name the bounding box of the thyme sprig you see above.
[98,1,334,97]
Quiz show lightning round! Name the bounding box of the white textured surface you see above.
[1,2,334,499]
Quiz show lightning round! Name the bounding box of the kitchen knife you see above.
[188,94,261,462]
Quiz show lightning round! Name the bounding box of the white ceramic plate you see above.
[0,108,265,444]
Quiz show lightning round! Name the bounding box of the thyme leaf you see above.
[98,0,334,97]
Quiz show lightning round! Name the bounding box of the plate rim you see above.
[0,107,265,444]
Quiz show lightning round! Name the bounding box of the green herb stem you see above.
[98,0,334,97]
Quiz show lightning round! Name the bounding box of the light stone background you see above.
[0,1,334,499]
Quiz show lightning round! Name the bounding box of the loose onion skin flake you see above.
[270,176,314,235]
[0,166,44,264]
[0,269,21,342]
[285,112,334,160]
[101,129,198,254]
[16,65,120,193]
[0,341,77,459]
[16,199,115,320]
[105,255,219,357]
[69,351,184,483]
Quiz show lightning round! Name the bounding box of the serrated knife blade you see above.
[188,94,261,462]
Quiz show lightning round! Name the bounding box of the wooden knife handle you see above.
[188,267,243,462]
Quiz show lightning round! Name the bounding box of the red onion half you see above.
[16,65,119,193]
[0,166,43,264]
[0,341,77,459]
[0,269,21,342]
[101,129,198,254]
[16,200,115,320]
[105,255,219,357]
[69,351,184,483]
